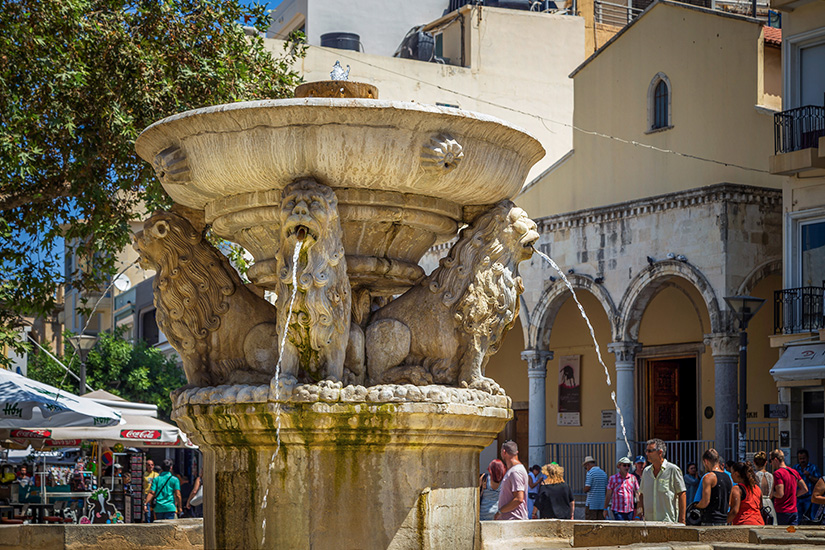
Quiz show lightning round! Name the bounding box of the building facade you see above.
[767,0,825,471]
[487,1,786,476]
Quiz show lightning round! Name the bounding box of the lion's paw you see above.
[467,377,505,396]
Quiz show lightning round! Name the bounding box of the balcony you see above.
[774,283,825,335]
[770,105,825,175]
[594,0,642,26]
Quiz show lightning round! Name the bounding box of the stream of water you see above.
[532,249,632,459]
[260,240,302,546]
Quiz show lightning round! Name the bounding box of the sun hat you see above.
[617,457,632,465]
[582,455,596,465]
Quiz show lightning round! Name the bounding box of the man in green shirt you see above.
[637,438,686,523]
[145,459,182,521]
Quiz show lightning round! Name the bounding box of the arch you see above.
[527,274,619,350]
[647,72,672,131]
[617,260,722,342]
[736,258,782,296]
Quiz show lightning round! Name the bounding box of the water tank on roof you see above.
[320,32,361,52]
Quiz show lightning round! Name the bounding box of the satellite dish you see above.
[113,273,132,292]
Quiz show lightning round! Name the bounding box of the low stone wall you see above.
[480,519,825,550]
[0,520,203,550]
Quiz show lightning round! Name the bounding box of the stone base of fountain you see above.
[172,382,511,550]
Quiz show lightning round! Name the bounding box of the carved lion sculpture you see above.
[274,179,352,384]
[134,211,280,387]
[365,201,539,393]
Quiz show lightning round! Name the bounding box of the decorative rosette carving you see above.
[420,133,464,174]
[152,146,191,185]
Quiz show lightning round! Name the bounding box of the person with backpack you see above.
[727,462,765,525]
[771,449,808,526]
[144,459,182,521]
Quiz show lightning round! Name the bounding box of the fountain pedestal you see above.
[172,384,510,550]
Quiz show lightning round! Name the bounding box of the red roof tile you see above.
[764,26,782,46]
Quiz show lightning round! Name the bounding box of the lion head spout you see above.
[274,179,350,381]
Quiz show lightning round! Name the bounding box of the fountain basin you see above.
[135,98,544,293]
[172,383,511,550]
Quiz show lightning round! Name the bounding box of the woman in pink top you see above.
[727,462,764,525]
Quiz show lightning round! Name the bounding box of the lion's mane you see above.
[427,201,519,313]
[274,181,348,358]
[140,213,238,357]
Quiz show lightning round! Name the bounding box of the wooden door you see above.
[649,361,680,441]
[498,408,529,460]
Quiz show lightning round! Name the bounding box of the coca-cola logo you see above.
[120,429,161,440]
[11,429,51,438]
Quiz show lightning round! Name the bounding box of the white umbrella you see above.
[0,369,123,429]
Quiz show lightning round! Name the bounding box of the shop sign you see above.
[43,439,82,447]
[10,429,51,438]
[764,404,788,419]
[120,429,161,440]
[601,410,616,429]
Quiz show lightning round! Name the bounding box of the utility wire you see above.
[326,49,771,175]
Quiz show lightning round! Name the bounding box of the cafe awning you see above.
[770,342,825,382]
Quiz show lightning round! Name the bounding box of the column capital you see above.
[607,341,641,363]
[521,349,553,364]
[704,333,739,357]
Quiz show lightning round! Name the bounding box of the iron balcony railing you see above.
[594,0,642,25]
[774,283,825,334]
[774,105,825,155]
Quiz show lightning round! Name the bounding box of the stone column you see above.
[705,333,739,452]
[521,350,553,468]
[608,341,640,460]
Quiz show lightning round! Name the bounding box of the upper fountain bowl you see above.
[135,97,545,294]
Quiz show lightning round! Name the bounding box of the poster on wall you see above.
[558,355,581,426]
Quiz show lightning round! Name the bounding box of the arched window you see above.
[648,73,672,131]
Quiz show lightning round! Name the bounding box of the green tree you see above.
[0,0,305,362]
[28,331,187,420]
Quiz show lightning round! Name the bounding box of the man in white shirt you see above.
[637,438,686,523]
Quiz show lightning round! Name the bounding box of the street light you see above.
[67,334,99,395]
[723,295,765,462]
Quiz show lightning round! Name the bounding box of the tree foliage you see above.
[28,331,187,420]
[0,0,305,360]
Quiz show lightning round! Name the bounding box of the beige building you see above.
[767,0,825,469]
[477,1,786,479]
[267,5,585,184]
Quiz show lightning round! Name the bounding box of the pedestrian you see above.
[727,461,765,526]
[632,456,645,482]
[494,441,529,520]
[637,438,686,523]
[810,474,825,523]
[533,463,575,519]
[143,458,159,523]
[604,457,639,520]
[793,448,820,521]
[684,462,700,504]
[583,456,608,520]
[695,448,732,526]
[753,451,776,525]
[527,464,546,518]
[145,458,182,521]
[185,467,204,519]
[771,449,807,525]
[480,459,506,520]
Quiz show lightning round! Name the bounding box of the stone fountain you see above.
[133,77,544,550]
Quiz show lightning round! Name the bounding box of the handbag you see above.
[189,485,203,507]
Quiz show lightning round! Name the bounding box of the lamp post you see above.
[723,295,765,462]
[67,334,99,395]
